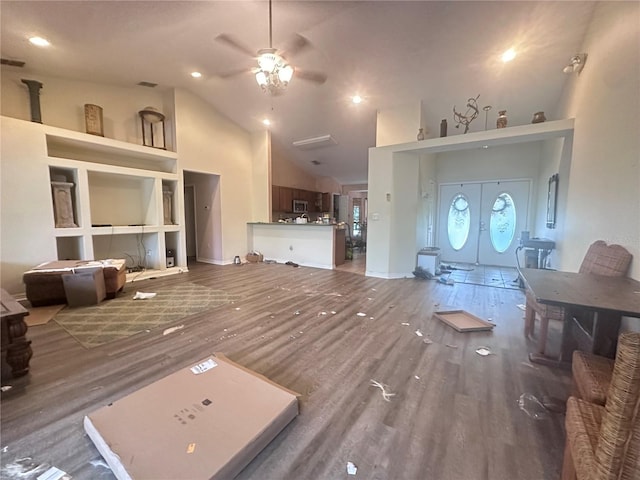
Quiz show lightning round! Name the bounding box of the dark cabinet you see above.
[279,187,293,212]
[271,185,280,211]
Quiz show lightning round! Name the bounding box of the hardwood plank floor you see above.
[0,262,571,479]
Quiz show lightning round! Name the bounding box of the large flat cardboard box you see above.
[84,354,299,480]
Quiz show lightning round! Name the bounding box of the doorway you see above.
[437,180,531,267]
[183,171,222,265]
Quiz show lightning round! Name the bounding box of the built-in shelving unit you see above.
[45,126,186,281]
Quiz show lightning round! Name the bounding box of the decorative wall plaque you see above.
[84,104,104,136]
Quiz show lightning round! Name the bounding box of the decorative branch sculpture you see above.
[453,94,480,134]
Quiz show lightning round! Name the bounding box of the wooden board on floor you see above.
[433,309,495,332]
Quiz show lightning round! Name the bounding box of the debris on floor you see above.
[285,261,299,267]
[412,266,433,280]
[437,277,455,286]
[1,385,12,392]
[475,347,493,356]
[347,461,358,475]
[356,312,367,317]
[37,466,71,480]
[415,330,424,337]
[445,344,458,349]
[516,304,526,311]
[518,393,549,420]
[423,338,433,345]
[401,322,410,326]
[162,325,184,335]
[369,379,396,402]
[133,291,156,300]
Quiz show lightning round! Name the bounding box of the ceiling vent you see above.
[292,134,337,150]
[1,58,25,67]
[137,81,158,88]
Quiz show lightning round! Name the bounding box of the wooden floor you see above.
[0,262,571,480]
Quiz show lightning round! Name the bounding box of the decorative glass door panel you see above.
[438,183,481,264]
[438,180,530,267]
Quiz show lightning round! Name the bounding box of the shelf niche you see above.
[88,171,157,227]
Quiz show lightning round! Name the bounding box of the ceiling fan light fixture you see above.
[255,70,268,87]
[278,64,294,84]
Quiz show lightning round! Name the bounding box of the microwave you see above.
[293,199,308,213]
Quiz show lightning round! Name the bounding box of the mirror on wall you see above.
[546,173,559,229]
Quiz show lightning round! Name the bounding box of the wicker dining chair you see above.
[561,331,640,480]
[524,240,632,354]
[571,350,614,406]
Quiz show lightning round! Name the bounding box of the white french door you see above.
[437,180,531,267]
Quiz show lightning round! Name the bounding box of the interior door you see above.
[438,180,530,267]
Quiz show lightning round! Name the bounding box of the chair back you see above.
[594,332,640,479]
[579,240,632,277]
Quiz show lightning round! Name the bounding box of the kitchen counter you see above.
[247,223,346,269]
[248,222,343,227]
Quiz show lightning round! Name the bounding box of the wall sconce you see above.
[139,106,166,149]
[563,54,588,74]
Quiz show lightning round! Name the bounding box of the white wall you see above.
[555,1,639,280]
[418,153,438,247]
[0,118,58,293]
[376,102,423,146]
[1,69,170,147]
[173,88,257,264]
[436,142,543,185]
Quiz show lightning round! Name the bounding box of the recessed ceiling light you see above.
[29,36,50,47]
[351,95,363,104]
[262,119,271,126]
[190,71,202,78]
[501,48,516,63]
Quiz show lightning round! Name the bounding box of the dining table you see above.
[519,268,640,368]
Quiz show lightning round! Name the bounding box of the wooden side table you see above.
[1,289,33,378]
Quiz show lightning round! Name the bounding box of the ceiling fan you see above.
[216,0,327,95]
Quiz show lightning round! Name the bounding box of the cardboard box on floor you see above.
[84,354,300,480]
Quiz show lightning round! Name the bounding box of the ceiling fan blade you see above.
[215,34,256,58]
[218,66,252,79]
[295,69,328,85]
[281,34,311,58]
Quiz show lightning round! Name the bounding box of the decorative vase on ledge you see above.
[417,128,425,141]
[497,110,508,129]
[532,111,546,123]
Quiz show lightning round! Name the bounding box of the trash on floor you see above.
[133,291,156,300]
[162,325,184,336]
[356,312,367,317]
[412,266,433,280]
[518,393,549,420]
[516,304,526,311]
[445,344,459,349]
[415,330,424,337]
[475,347,493,356]
[285,261,299,267]
[1,385,12,392]
[401,322,410,326]
[369,379,396,402]
[37,466,72,480]
[347,461,358,475]
[437,277,455,286]
[423,338,433,345]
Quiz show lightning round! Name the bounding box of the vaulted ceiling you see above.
[0,1,596,185]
